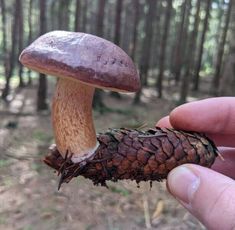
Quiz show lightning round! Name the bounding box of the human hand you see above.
[156,97,235,229]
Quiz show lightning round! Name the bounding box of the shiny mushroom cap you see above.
[19,30,140,92]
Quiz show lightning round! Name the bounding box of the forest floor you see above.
[0,78,213,230]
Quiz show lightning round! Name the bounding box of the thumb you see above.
[167,164,235,230]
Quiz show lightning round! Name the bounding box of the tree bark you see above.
[17,0,25,88]
[172,1,188,84]
[212,0,232,95]
[214,0,226,48]
[27,0,33,85]
[0,0,9,89]
[130,0,139,61]
[156,0,173,98]
[1,0,18,100]
[96,0,106,36]
[93,0,107,110]
[114,0,123,46]
[140,0,157,86]
[219,1,235,96]
[193,0,212,91]
[58,0,71,30]
[104,1,114,41]
[150,2,161,69]
[74,0,80,32]
[179,0,196,104]
[82,0,87,32]
[110,0,123,99]
[50,0,58,30]
[134,0,157,104]
[37,0,48,111]
[121,2,132,53]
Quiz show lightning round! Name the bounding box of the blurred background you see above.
[0,0,234,229]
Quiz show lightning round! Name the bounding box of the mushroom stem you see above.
[52,78,98,163]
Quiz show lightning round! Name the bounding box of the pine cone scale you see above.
[43,127,218,187]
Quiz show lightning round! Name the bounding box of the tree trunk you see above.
[156,0,173,98]
[214,0,226,48]
[114,0,122,46]
[93,0,107,110]
[179,0,195,104]
[219,2,235,96]
[130,0,139,61]
[37,0,48,111]
[111,0,123,99]
[193,0,212,91]
[140,0,157,86]
[82,0,87,32]
[212,0,232,95]
[74,0,80,32]
[18,0,25,88]
[121,2,132,53]
[58,0,71,30]
[104,1,114,41]
[50,0,58,30]
[0,0,9,89]
[27,0,33,85]
[88,1,97,34]
[134,0,157,104]
[1,0,18,100]
[96,0,106,36]
[150,2,161,69]
[172,1,188,84]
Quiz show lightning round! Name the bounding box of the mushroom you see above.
[19,31,140,163]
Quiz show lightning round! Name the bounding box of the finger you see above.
[157,109,235,147]
[206,133,235,147]
[170,97,235,135]
[157,118,235,176]
[212,147,235,179]
[157,116,235,147]
[156,116,172,128]
[167,164,235,230]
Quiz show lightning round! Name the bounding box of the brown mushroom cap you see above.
[20,31,140,92]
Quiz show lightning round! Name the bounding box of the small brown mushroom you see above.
[19,31,140,163]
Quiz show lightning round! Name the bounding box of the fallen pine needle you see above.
[152,199,164,220]
[142,194,151,229]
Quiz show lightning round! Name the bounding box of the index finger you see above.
[169,97,235,135]
[157,116,235,147]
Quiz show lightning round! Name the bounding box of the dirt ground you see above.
[0,81,209,230]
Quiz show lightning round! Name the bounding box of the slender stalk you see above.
[52,78,98,163]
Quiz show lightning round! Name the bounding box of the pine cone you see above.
[44,127,218,189]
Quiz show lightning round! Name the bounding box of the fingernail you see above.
[167,166,200,205]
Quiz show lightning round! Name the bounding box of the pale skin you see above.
[156,97,235,229]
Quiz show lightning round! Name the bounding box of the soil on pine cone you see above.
[44,127,218,189]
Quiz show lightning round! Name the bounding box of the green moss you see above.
[0,159,11,168]
[109,185,131,197]
[32,131,52,142]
